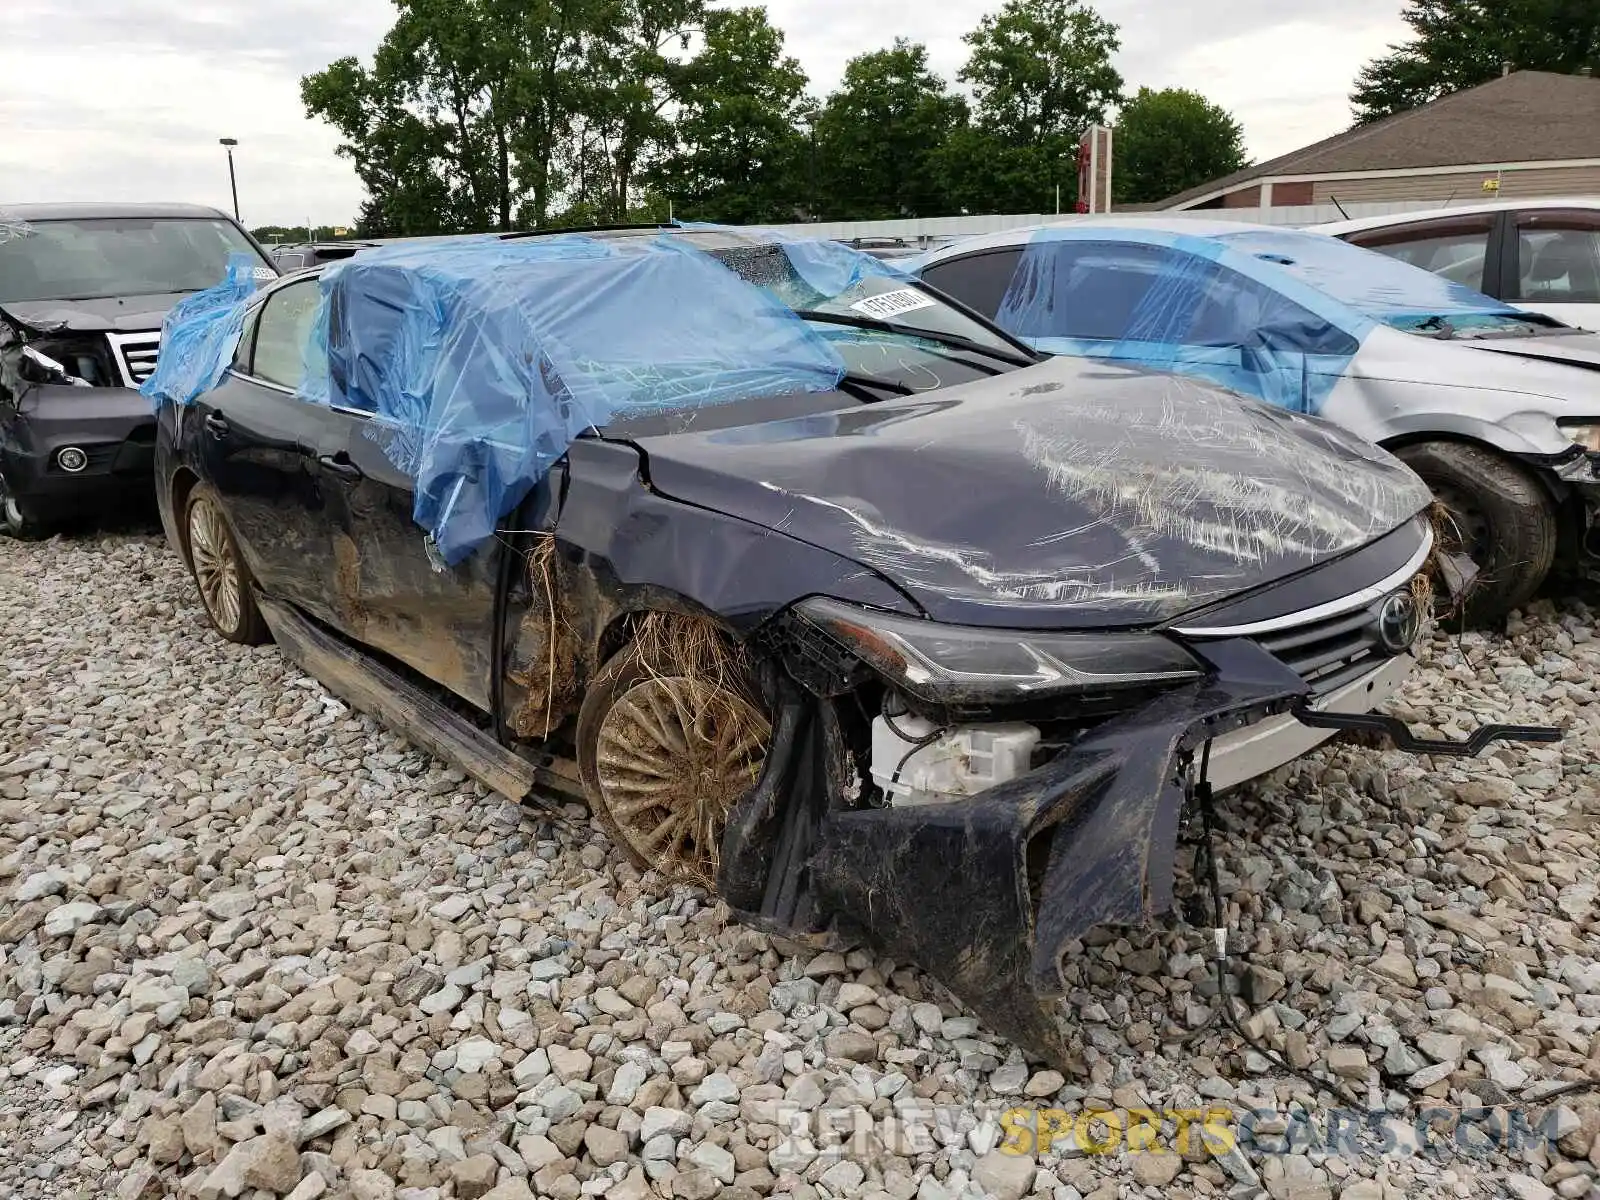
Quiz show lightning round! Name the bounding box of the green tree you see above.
[812,40,968,220]
[1112,87,1249,205]
[646,7,812,222]
[303,0,606,234]
[1352,0,1600,124]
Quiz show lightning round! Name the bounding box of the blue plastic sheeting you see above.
[676,222,909,304]
[990,226,1373,414]
[303,233,848,565]
[1211,227,1529,324]
[139,253,262,409]
[985,224,1533,415]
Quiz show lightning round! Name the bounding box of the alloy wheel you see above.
[0,473,23,534]
[592,674,770,888]
[187,496,243,634]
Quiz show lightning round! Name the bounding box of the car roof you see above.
[0,201,236,221]
[919,214,1289,262]
[1310,196,1600,235]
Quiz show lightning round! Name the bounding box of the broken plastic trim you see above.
[1289,704,1561,755]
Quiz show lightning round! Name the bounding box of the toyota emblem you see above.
[1376,590,1421,654]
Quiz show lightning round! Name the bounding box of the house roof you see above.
[1158,70,1600,210]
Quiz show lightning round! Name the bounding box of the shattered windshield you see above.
[709,243,1025,361]
[0,218,274,304]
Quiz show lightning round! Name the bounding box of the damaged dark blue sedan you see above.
[145,226,1552,1064]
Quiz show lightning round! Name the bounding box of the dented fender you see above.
[805,639,1307,1066]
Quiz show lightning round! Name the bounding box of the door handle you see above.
[317,452,364,480]
[203,413,229,439]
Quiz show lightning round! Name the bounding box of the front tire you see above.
[184,484,269,645]
[576,636,770,888]
[0,472,48,541]
[1395,441,1556,624]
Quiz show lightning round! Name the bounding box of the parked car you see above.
[915,218,1600,621]
[1311,198,1600,329]
[267,240,378,274]
[0,202,278,537]
[147,227,1544,1063]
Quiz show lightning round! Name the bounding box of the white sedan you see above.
[1311,197,1600,330]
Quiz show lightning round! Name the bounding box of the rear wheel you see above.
[184,484,269,645]
[0,472,48,540]
[576,636,771,888]
[1395,441,1557,624]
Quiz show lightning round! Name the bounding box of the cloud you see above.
[1,0,1409,225]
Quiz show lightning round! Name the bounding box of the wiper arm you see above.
[837,371,917,398]
[796,310,1038,368]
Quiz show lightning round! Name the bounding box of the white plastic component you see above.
[870,714,1041,807]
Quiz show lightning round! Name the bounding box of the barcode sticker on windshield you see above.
[850,289,937,320]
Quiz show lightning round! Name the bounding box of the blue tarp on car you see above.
[138,253,263,411]
[300,233,850,564]
[978,225,1532,414]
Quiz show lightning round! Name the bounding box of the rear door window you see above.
[1510,211,1600,304]
[1342,215,1495,292]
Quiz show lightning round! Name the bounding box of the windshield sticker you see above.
[252,266,278,281]
[850,289,937,320]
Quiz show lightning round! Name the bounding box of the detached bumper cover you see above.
[805,638,1558,1066]
[807,638,1306,1063]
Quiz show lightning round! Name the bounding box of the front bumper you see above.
[793,638,1550,1066]
[1206,651,1414,792]
[0,383,155,513]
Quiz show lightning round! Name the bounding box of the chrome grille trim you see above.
[106,331,162,388]
[1171,526,1433,638]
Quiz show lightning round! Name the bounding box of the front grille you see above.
[106,332,161,387]
[1251,602,1392,697]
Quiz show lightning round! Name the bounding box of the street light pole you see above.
[219,138,240,222]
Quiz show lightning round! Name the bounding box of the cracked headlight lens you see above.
[795,597,1204,703]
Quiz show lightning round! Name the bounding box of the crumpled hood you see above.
[634,356,1433,628]
[0,293,192,334]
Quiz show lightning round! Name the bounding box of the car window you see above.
[920,249,1024,318]
[997,240,1358,355]
[250,280,322,390]
[1342,216,1494,292]
[1512,212,1600,304]
[0,217,275,304]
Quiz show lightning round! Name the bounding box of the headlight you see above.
[795,597,1204,703]
[1557,420,1600,452]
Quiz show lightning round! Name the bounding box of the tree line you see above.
[300,0,1250,235]
[302,0,1599,236]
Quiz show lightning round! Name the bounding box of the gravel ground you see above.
[2,530,1599,1200]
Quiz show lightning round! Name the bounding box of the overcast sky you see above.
[0,0,1411,227]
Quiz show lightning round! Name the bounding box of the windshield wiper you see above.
[1411,315,1456,339]
[837,371,917,399]
[796,310,1038,368]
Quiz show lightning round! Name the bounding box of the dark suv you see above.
[0,202,277,537]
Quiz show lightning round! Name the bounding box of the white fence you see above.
[755,200,1467,243]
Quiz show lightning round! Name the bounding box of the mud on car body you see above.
[0,203,277,537]
[149,227,1554,1065]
